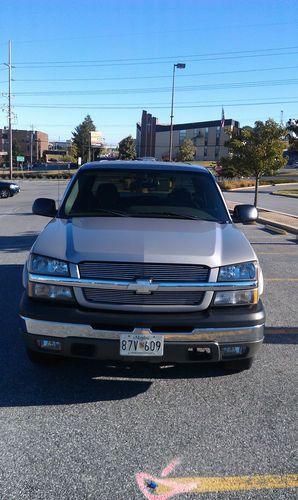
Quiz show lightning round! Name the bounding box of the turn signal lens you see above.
[214,289,258,306]
[28,282,74,302]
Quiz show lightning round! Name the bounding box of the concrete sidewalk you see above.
[227,202,298,235]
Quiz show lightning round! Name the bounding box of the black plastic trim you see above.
[20,293,265,330]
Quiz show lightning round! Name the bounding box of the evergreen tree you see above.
[118,135,136,160]
[72,115,96,164]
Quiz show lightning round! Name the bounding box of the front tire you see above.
[222,357,254,373]
[0,188,10,198]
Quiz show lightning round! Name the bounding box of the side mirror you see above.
[233,204,258,223]
[32,198,57,217]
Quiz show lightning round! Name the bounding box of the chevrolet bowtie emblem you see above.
[128,279,159,295]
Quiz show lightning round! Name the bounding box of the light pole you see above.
[169,63,185,161]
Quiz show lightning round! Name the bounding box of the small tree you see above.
[118,135,136,160]
[221,119,287,206]
[178,138,196,162]
[12,140,22,161]
[286,118,298,154]
[67,142,78,160]
[72,115,96,164]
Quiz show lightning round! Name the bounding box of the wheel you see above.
[0,188,10,198]
[222,357,254,373]
[26,348,60,364]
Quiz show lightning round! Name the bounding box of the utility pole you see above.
[30,124,34,166]
[8,40,13,179]
[280,110,284,127]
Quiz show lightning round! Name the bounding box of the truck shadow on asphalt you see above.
[0,232,38,252]
[0,264,297,407]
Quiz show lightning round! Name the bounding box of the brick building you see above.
[136,110,240,161]
[0,128,48,165]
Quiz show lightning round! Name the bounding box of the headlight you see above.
[218,262,257,281]
[29,254,69,276]
[28,282,74,302]
[214,289,258,306]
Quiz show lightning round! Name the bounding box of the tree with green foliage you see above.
[118,135,136,160]
[67,142,78,160]
[178,138,196,162]
[12,140,22,161]
[221,119,287,206]
[286,118,298,154]
[72,115,96,164]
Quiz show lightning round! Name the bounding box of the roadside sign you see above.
[17,156,25,162]
[90,131,102,146]
[0,151,8,156]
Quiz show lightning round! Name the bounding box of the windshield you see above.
[60,168,229,222]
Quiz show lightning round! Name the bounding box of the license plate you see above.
[120,334,164,356]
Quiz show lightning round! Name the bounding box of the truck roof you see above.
[80,160,211,175]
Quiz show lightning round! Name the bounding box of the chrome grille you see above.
[83,288,204,306]
[79,262,209,282]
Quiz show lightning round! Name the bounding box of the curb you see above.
[228,204,298,235]
[263,224,288,235]
[271,192,298,199]
[257,217,298,236]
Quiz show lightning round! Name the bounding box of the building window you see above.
[204,128,209,146]
[204,146,208,158]
[215,146,220,158]
[179,129,186,145]
[216,126,221,146]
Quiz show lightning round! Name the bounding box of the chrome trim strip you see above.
[21,317,264,343]
[29,273,258,292]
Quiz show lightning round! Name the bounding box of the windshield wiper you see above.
[95,209,131,217]
[69,209,130,217]
[135,211,200,220]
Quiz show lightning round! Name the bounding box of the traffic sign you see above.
[16,156,25,162]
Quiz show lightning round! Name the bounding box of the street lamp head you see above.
[175,63,186,69]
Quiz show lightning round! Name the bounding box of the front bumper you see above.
[20,294,265,363]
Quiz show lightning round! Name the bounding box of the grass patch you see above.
[218,178,298,190]
[272,189,298,198]
[188,161,217,167]
[270,178,298,185]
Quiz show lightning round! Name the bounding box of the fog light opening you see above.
[221,345,247,359]
[36,339,62,351]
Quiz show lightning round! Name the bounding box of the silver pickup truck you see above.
[20,161,265,371]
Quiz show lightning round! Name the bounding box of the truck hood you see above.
[32,217,257,268]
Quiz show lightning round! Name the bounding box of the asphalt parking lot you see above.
[0,181,297,499]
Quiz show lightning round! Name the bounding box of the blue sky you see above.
[0,0,298,146]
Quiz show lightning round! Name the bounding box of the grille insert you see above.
[79,262,209,308]
[83,288,204,306]
[79,262,209,282]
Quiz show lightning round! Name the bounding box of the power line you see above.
[10,45,298,65]
[13,99,298,110]
[9,65,298,83]
[4,20,297,45]
[6,46,298,70]
[9,52,298,69]
[11,78,298,96]
[14,96,298,106]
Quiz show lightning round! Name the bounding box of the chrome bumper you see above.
[21,316,264,344]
